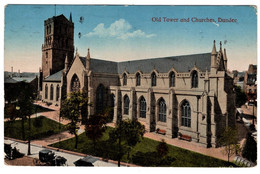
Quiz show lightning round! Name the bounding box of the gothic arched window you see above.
[140,96,146,118]
[151,72,157,86]
[136,73,141,86]
[71,74,80,92]
[56,85,60,101]
[123,73,127,86]
[124,95,130,115]
[169,71,175,87]
[50,84,54,100]
[158,98,166,122]
[181,100,191,127]
[191,71,198,88]
[96,84,105,113]
[45,84,48,99]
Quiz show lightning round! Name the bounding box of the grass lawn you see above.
[50,127,236,167]
[4,116,66,140]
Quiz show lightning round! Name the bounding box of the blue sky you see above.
[4,5,257,72]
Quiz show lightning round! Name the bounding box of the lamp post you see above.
[28,113,31,155]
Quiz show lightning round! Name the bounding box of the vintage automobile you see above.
[74,156,98,166]
[34,149,67,166]
[4,140,24,160]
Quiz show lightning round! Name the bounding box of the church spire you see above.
[86,48,90,71]
[69,12,72,23]
[211,40,217,71]
[211,40,217,55]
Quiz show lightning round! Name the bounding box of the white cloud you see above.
[85,19,156,40]
[212,22,219,27]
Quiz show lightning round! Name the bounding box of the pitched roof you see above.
[12,77,36,83]
[77,52,211,75]
[117,53,211,74]
[44,70,63,82]
[79,57,118,74]
[4,77,18,84]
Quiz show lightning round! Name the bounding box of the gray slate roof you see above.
[79,57,118,74]
[117,53,211,74]
[12,77,36,83]
[80,53,211,74]
[46,53,212,79]
[4,77,18,84]
[44,70,63,82]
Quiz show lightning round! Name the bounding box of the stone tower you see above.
[41,13,74,79]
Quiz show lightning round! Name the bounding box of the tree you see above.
[60,92,88,149]
[242,133,257,163]
[109,118,145,166]
[15,82,34,141]
[218,127,239,162]
[85,114,107,152]
[156,139,169,158]
[5,103,18,121]
[234,85,247,107]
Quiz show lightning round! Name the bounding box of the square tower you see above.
[41,14,74,79]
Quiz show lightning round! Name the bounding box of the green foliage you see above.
[60,92,88,148]
[50,127,236,167]
[109,119,145,163]
[4,116,66,140]
[242,133,257,163]
[4,104,18,121]
[85,114,107,151]
[218,127,239,162]
[156,139,169,157]
[109,119,145,146]
[234,85,247,107]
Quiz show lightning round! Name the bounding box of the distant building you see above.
[244,64,257,103]
[4,72,38,103]
[232,70,245,90]
[39,14,236,148]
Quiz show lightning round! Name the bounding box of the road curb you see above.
[42,145,139,167]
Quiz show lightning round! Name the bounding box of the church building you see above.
[38,14,236,148]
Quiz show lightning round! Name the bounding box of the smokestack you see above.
[18,69,20,77]
[11,67,13,77]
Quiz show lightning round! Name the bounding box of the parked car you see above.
[74,156,98,166]
[36,149,67,166]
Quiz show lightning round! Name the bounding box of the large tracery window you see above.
[151,72,157,86]
[181,100,191,127]
[50,84,54,100]
[71,74,80,92]
[191,71,198,88]
[45,84,48,99]
[123,73,127,86]
[136,73,141,86]
[124,95,130,115]
[169,71,175,87]
[139,96,146,118]
[56,85,60,101]
[158,98,166,122]
[96,84,105,113]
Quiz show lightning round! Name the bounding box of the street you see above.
[4,139,118,167]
